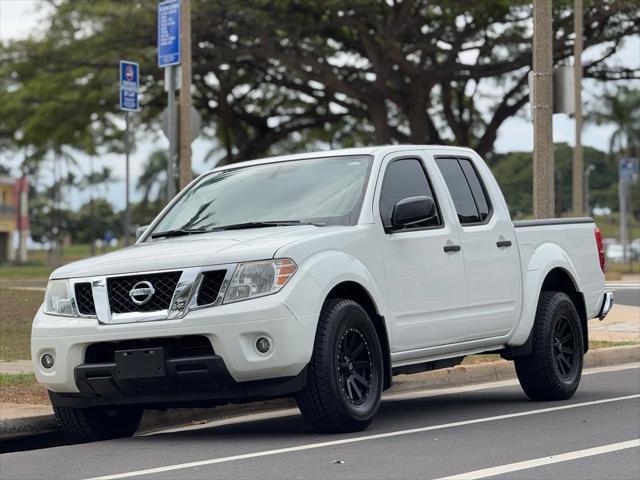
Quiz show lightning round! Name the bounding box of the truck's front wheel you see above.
[52,404,143,443]
[296,298,383,433]
[515,292,584,401]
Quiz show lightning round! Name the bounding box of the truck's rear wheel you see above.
[515,292,584,401]
[52,404,143,443]
[296,298,383,433]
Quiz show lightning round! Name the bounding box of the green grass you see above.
[0,372,36,386]
[0,287,42,361]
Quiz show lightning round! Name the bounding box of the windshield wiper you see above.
[208,220,324,232]
[150,227,208,239]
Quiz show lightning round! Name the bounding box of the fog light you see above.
[256,337,271,354]
[41,353,55,369]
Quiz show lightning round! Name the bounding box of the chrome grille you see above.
[196,270,227,306]
[74,282,96,316]
[107,271,181,313]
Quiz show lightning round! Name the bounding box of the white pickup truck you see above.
[33,145,613,443]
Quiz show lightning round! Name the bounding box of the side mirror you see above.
[391,196,435,230]
[135,225,150,241]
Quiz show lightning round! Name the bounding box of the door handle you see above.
[496,240,512,248]
[443,244,461,253]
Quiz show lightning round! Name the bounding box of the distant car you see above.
[606,244,632,263]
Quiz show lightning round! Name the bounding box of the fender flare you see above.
[507,242,582,347]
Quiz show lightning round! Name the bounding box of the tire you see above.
[296,298,384,433]
[52,403,143,443]
[515,291,584,401]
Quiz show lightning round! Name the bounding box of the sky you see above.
[1,0,639,211]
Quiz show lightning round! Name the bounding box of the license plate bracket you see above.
[115,347,165,379]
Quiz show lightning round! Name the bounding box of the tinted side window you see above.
[459,159,491,221]
[379,159,441,229]
[435,158,481,224]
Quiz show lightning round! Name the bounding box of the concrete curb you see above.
[2,345,638,441]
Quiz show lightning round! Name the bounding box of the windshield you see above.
[150,155,372,235]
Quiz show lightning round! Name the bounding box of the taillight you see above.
[594,227,605,273]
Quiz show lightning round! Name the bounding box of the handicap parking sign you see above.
[119,60,140,112]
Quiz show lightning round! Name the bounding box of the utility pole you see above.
[532,0,555,218]
[178,0,192,190]
[572,0,584,216]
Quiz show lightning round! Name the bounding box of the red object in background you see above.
[14,175,29,231]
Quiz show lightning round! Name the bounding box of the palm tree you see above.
[588,86,640,158]
[137,150,169,205]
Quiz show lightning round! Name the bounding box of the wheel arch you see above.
[325,281,393,390]
[540,267,589,353]
[508,241,588,350]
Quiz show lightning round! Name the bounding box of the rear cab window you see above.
[435,157,492,225]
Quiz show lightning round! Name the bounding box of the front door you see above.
[376,152,469,352]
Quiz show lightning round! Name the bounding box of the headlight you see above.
[44,279,78,317]
[223,259,297,304]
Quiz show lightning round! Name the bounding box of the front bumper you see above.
[598,291,614,320]
[32,293,318,395]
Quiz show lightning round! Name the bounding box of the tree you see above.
[137,150,169,205]
[587,86,640,219]
[1,0,637,165]
[588,86,640,158]
[72,198,122,244]
[491,143,616,219]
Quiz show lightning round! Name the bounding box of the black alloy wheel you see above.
[337,327,373,406]
[552,314,578,379]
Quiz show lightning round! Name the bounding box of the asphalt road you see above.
[607,283,640,307]
[1,364,639,480]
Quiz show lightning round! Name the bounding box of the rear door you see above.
[433,153,521,339]
[375,151,469,351]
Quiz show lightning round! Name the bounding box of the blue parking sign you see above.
[119,61,140,111]
[158,0,181,67]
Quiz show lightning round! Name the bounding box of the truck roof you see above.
[208,144,477,173]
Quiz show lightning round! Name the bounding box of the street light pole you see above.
[532,0,555,218]
[572,0,584,216]
[584,164,595,215]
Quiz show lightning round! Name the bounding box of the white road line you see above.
[433,439,640,480]
[141,363,640,436]
[85,394,640,480]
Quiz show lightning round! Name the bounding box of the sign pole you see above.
[124,111,131,246]
[158,0,181,202]
[119,60,139,245]
[167,66,177,201]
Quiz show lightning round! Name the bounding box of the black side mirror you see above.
[390,196,435,230]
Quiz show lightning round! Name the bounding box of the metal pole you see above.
[572,0,583,216]
[167,65,177,202]
[124,112,131,246]
[532,0,555,218]
[619,173,629,264]
[584,164,595,215]
[178,0,192,190]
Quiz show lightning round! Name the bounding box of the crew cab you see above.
[32,145,613,442]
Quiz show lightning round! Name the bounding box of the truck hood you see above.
[51,225,333,279]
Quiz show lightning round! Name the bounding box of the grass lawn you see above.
[0,287,43,361]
